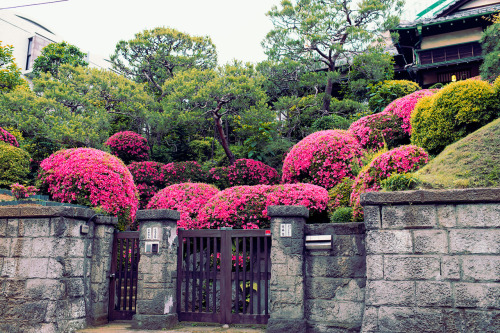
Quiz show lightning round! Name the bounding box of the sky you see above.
[5,0,437,65]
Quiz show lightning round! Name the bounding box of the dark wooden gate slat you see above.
[185,236,190,312]
[129,238,135,310]
[242,237,247,314]
[256,236,261,315]
[198,237,203,312]
[264,236,269,315]
[249,237,254,314]
[192,237,197,312]
[234,236,240,314]
[117,238,123,310]
[123,238,129,310]
[212,236,217,316]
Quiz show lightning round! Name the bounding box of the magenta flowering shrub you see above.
[198,183,329,229]
[282,130,363,189]
[39,148,139,228]
[146,183,219,229]
[0,127,19,147]
[209,159,279,189]
[264,183,328,219]
[383,89,438,134]
[10,183,38,200]
[349,89,439,151]
[197,185,271,230]
[350,145,429,220]
[128,161,166,208]
[104,131,150,164]
[162,161,206,185]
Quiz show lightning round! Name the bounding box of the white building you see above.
[0,11,111,78]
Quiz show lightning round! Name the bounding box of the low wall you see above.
[0,206,117,333]
[304,223,366,333]
[361,188,500,333]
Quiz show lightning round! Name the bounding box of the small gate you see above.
[109,231,140,320]
[177,229,271,324]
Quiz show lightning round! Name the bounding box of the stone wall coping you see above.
[360,188,500,206]
[305,222,365,235]
[136,209,180,221]
[267,205,309,218]
[0,206,117,224]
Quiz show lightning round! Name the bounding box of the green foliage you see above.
[327,177,354,213]
[345,50,395,102]
[161,63,272,164]
[380,173,421,191]
[330,98,369,118]
[480,23,500,82]
[0,42,27,93]
[368,80,420,113]
[330,207,354,223]
[0,142,30,187]
[417,117,500,189]
[312,114,352,131]
[32,41,88,78]
[256,58,306,101]
[411,79,499,155]
[111,27,217,100]
[263,0,404,110]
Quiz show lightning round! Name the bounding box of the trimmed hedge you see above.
[0,142,30,187]
[411,79,499,155]
[104,131,150,164]
[368,80,421,113]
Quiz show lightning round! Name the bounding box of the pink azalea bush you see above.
[0,127,19,147]
[197,183,329,229]
[10,183,38,200]
[383,89,438,135]
[350,145,429,220]
[39,148,139,228]
[128,161,166,208]
[282,130,363,189]
[349,89,438,150]
[162,161,206,185]
[209,159,279,189]
[146,183,219,229]
[104,131,150,164]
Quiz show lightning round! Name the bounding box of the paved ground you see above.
[77,322,266,333]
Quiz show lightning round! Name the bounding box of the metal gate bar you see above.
[109,231,140,321]
[177,229,271,324]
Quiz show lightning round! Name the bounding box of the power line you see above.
[0,0,68,11]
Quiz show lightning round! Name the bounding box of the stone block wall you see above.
[304,223,366,333]
[361,188,500,333]
[0,206,116,333]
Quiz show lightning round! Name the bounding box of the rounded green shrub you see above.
[368,80,420,113]
[327,177,354,213]
[311,115,352,131]
[411,79,499,155]
[380,173,421,191]
[329,98,368,118]
[330,207,354,223]
[0,142,30,187]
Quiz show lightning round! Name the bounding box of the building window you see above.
[437,69,472,83]
[25,37,33,70]
[418,42,482,65]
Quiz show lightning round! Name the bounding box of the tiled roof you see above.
[396,4,500,28]
[433,0,463,17]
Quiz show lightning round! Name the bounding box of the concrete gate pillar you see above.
[132,209,180,330]
[266,205,309,333]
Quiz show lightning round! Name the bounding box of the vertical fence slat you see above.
[176,231,184,314]
[256,236,261,315]
[129,237,136,310]
[249,237,254,314]
[212,236,217,317]
[192,237,198,312]
[235,236,240,314]
[264,236,269,315]
[117,238,123,310]
[185,236,191,312]
[205,237,211,313]
[242,237,247,314]
[123,238,130,310]
[198,237,204,312]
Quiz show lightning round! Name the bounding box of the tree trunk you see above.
[212,113,235,165]
[322,76,334,112]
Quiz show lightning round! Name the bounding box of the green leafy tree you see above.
[263,0,404,111]
[0,42,27,93]
[480,22,500,82]
[32,41,88,78]
[161,63,272,165]
[111,27,218,100]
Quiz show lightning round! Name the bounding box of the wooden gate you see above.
[177,229,271,324]
[109,231,140,320]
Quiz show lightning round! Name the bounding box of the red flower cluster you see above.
[349,89,438,150]
[209,159,279,189]
[146,183,219,229]
[350,145,429,219]
[104,131,150,164]
[39,148,139,225]
[0,127,19,147]
[197,183,328,230]
[10,183,38,200]
[128,161,166,208]
[162,161,206,184]
[282,130,363,189]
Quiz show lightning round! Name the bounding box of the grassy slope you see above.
[417,117,500,189]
